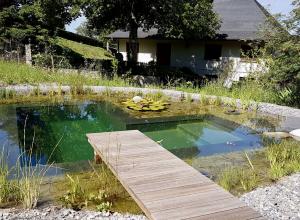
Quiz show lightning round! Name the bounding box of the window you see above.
[204,44,222,60]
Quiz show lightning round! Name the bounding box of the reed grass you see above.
[0,60,280,107]
[0,60,131,87]
[218,140,300,195]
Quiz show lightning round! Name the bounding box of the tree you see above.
[261,0,300,107]
[81,0,220,65]
[0,0,80,43]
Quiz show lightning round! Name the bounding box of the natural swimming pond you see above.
[0,100,280,170]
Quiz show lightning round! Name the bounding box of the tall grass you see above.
[218,140,300,195]
[267,140,300,180]
[0,118,61,209]
[0,60,131,87]
[0,60,281,106]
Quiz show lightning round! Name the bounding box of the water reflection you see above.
[0,101,282,170]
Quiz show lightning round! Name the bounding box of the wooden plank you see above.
[87,130,263,220]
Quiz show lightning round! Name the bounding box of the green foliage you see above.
[266,140,300,180]
[33,53,72,69]
[0,0,80,43]
[159,0,220,39]
[218,140,300,195]
[59,173,114,211]
[0,150,21,207]
[82,0,219,62]
[123,98,169,111]
[197,79,277,104]
[260,1,300,107]
[0,149,51,209]
[59,174,87,210]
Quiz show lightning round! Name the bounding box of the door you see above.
[156,43,171,66]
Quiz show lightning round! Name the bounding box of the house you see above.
[107,0,268,81]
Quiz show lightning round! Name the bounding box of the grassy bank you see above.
[0,60,130,87]
[57,38,114,60]
[0,60,281,106]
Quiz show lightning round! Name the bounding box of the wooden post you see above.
[25,43,32,66]
[106,41,109,51]
[94,151,102,164]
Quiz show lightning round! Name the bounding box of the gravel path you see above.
[241,172,300,220]
[0,206,147,220]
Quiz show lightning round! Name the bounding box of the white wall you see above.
[117,39,261,79]
[119,39,157,63]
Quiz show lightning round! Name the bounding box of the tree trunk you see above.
[127,21,138,74]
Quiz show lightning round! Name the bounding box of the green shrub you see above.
[33,53,71,69]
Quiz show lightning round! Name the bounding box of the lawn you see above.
[56,37,114,60]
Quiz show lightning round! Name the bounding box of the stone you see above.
[263,131,291,139]
[132,96,143,103]
[290,129,300,141]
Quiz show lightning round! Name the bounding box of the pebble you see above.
[241,172,300,220]
[0,206,147,220]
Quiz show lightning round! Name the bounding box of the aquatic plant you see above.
[59,174,86,210]
[122,98,169,111]
[0,149,52,209]
[267,140,300,180]
[217,167,260,195]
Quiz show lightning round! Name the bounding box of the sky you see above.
[66,0,295,33]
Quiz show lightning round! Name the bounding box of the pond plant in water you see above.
[0,148,53,209]
[217,139,300,196]
[122,97,169,111]
[54,162,142,214]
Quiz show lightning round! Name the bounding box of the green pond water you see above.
[0,100,273,171]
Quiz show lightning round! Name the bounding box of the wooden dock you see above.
[87,130,263,220]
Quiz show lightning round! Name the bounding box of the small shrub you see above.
[33,53,72,69]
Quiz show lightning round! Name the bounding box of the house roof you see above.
[108,0,268,41]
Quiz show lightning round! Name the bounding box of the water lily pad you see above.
[122,98,168,112]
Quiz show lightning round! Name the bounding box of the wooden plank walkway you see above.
[87,130,263,220]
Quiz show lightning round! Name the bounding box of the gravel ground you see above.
[241,172,300,220]
[0,206,147,220]
[1,174,300,220]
